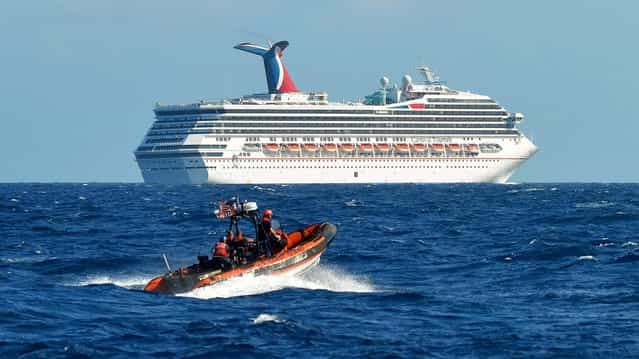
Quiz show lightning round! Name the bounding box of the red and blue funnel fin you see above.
[234,40,298,94]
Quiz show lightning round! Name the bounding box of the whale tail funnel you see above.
[234,40,298,94]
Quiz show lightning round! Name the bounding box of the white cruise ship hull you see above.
[137,136,537,184]
[139,157,527,184]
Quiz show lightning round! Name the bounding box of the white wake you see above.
[178,265,376,299]
[67,275,152,289]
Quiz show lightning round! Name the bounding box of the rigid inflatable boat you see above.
[144,199,337,295]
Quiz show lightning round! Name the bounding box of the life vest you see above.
[213,242,229,257]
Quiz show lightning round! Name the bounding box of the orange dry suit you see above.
[213,241,229,257]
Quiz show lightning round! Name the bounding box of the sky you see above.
[1,0,637,182]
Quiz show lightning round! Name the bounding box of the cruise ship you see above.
[135,40,538,184]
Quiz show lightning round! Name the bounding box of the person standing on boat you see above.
[261,209,287,254]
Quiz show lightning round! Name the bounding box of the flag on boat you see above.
[216,199,237,219]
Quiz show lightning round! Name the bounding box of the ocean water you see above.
[1,183,638,358]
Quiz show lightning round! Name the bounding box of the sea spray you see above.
[179,265,376,299]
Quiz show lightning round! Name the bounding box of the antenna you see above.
[162,254,172,272]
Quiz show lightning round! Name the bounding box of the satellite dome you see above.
[380,76,390,88]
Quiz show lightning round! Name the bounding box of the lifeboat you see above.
[303,144,319,152]
[394,143,410,152]
[144,200,338,295]
[430,144,445,153]
[285,143,301,152]
[263,143,280,152]
[374,143,391,152]
[322,143,338,152]
[446,144,462,152]
[243,143,262,152]
[464,144,479,154]
[412,144,427,152]
[339,143,355,152]
[358,143,373,152]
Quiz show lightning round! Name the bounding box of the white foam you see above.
[179,265,377,300]
[69,275,152,288]
[575,201,615,209]
[578,255,597,261]
[622,241,638,247]
[344,199,362,207]
[252,313,284,325]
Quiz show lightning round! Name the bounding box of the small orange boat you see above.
[286,143,301,151]
[430,144,444,152]
[303,144,319,152]
[464,144,479,154]
[447,144,462,152]
[394,143,410,152]
[263,143,280,152]
[412,144,427,152]
[144,200,337,295]
[322,143,338,152]
[339,143,355,152]
[374,143,391,152]
[358,143,373,152]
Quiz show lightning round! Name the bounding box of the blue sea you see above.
[1,183,638,358]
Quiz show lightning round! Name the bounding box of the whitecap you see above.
[578,255,597,261]
[622,241,638,247]
[575,201,615,209]
[522,187,545,192]
[10,198,19,202]
[252,313,284,325]
[344,199,362,207]
[78,196,86,201]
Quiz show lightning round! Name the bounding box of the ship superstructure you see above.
[135,40,537,184]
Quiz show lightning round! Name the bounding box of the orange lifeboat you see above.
[358,143,373,152]
[322,143,338,152]
[394,143,410,152]
[339,143,355,152]
[464,144,479,154]
[430,144,444,153]
[447,144,462,152]
[374,143,391,152]
[286,143,301,151]
[303,144,319,152]
[263,143,280,152]
[412,144,427,152]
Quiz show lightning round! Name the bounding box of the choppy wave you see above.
[2,183,639,358]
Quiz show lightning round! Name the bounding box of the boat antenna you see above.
[162,253,172,272]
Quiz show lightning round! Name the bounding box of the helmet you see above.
[263,209,273,217]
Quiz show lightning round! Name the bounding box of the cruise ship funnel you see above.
[234,40,298,94]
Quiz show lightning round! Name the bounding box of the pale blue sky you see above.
[1,1,637,182]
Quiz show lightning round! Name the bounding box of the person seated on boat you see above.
[229,229,253,264]
[213,238,230,258]
[261,209,288,253]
